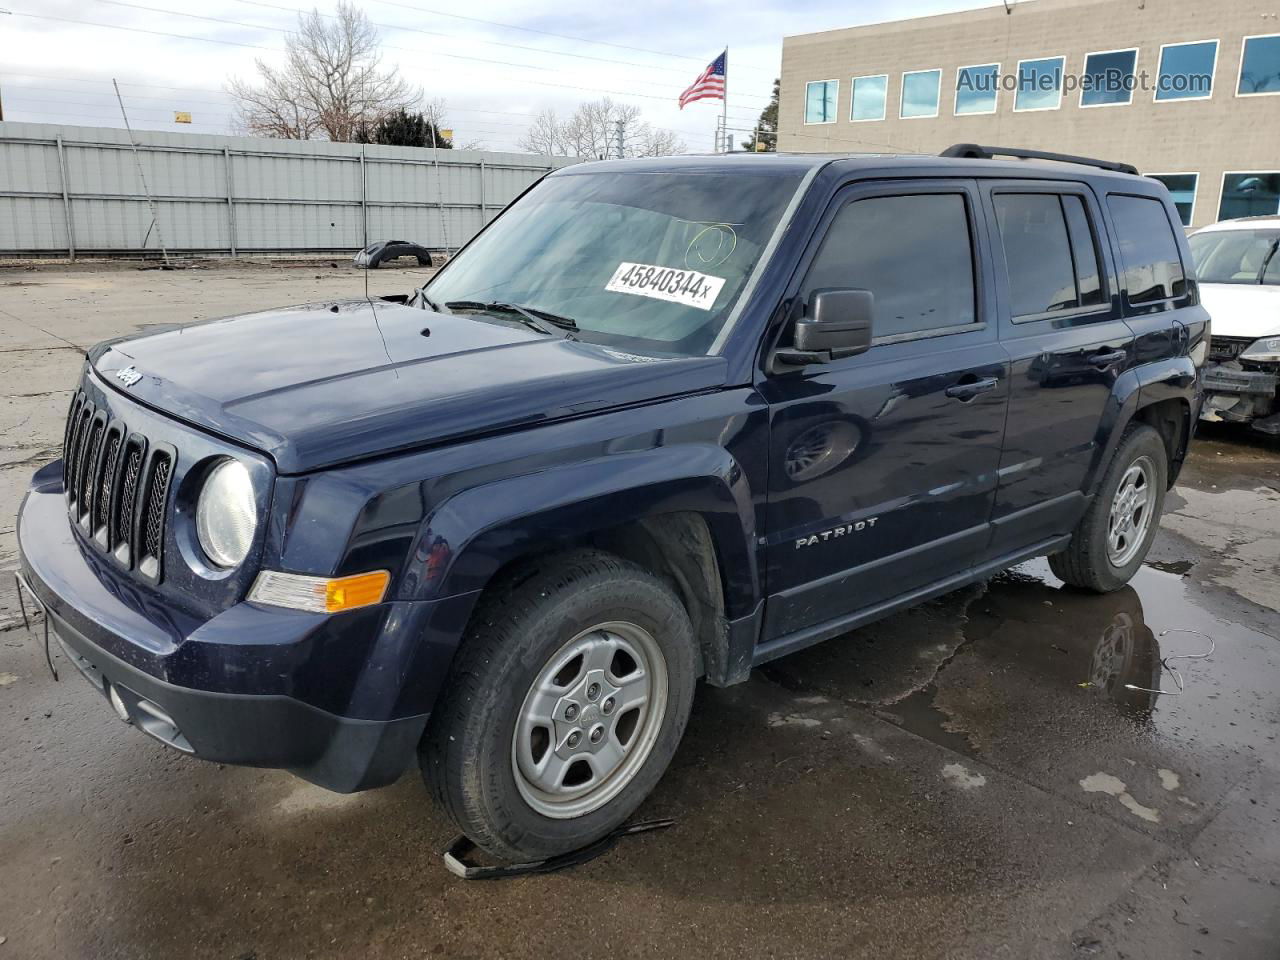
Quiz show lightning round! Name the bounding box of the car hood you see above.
[89,299,728,473]
[1199,283,1280,340]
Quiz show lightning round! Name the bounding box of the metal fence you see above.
[0,122,576,258]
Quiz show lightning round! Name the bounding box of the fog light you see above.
[107,683,131,723]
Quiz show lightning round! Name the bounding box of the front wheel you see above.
[421,549,697,862]
[1049,423,1168,592]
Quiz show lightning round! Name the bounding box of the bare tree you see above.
[519,98,685,159]
[228,2,420,141]
[518,108,568,156]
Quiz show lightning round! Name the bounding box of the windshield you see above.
[1189,229,1280,285]
[423,169,806,355]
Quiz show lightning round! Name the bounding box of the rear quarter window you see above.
[1106,194,1187,304]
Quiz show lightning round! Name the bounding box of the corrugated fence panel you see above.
[1,139,62,193]
[0,197,68,249]
[0,121,577,256]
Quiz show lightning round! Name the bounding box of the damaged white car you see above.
[1189,217,1280,436]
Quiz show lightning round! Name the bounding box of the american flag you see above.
[679,51,727,109]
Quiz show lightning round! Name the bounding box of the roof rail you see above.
[940,143,1139,177]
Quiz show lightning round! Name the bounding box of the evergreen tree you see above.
[742,79,779,152]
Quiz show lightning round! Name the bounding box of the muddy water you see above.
[764,557,1278,836]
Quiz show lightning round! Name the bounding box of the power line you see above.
[87,0,769,101]
[8,8,769,110]
[361,0,778,75]
[221,0,717,80]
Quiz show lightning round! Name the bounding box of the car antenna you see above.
[360,67,370,302]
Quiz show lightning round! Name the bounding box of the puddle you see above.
[1147,559,1195,576]
[880,559,1280,759]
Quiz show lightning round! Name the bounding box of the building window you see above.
[850,74,888,121]
[955,64,999,115]
[1014,57,1065,111]
[805,80,838,124]
[1155,40,1218,101]
[1080,48,1138,107]
[900,69,942,118]
[1107,194,1187,304]
[1238,34,1280,96]
[1219,173,1280,220]
[1147,173,1199,226]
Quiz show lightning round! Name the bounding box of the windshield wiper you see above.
[445,300,578,339]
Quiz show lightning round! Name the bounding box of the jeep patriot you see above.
[17,145,1207,861]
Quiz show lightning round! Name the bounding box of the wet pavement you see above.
[1,265,1279,959]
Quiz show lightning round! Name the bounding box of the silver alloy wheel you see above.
[512,621,668,819]
[1107,455,1155,567]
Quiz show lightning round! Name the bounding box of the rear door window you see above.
[992,192,1108,319]
[802,193,977,339]
[1107,194,1187,304]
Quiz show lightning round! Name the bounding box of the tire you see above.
[421,548,697,862]
[1049,423,1168,593]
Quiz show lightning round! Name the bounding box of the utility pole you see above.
[113,79,171,268]
[614,119,625,159]
[0,8,10,121]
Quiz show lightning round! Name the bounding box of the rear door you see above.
[982,181,1134,557]
[757,180,1009,643]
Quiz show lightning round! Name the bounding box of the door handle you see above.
[1089,349,1127,369]
[944,376,999,401]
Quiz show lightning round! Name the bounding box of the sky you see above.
[0,0,1006,153]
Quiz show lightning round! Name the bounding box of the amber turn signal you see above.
[248,569,391,614]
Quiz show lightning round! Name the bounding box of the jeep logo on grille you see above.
[115,366,142,388]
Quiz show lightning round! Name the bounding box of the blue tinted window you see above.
[1148,174,1198,226]
[1219,173,1280,220]
[901,69,941,118]
[1156,41,1217,101]
[1015,57,1064,110]
[955,64,999,114]
[1081,49,1137,106]
[805,80,838,123]
[1239,35,1280,95]
[851,75,887,120]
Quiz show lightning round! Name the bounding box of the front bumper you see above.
[16,467,469,793]
[1199,363,1279,429]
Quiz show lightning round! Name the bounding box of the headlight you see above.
[1242,337,1280,362]
[195,459,257,568]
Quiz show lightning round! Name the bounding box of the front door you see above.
[756,181,1009,645]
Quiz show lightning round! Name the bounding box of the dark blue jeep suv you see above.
[17,146,1207,861]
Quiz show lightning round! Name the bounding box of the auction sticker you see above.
[605,262,726,311]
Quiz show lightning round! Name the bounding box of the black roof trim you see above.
[940,143,1139,177]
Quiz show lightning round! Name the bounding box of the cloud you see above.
[1,0,1004,149]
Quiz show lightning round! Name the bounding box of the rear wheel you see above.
[1049,423,1168,592]
[421,549,697,862]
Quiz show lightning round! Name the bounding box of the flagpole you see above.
[721,47,729,152]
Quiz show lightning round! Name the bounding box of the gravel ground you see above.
[0,263,1277,960]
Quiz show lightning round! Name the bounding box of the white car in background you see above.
[1189,216,1280,436]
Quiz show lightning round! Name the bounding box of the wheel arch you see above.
[1089,360,1195,495]
[398,447,762,684]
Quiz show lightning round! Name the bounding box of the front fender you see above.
[397,445,762,618]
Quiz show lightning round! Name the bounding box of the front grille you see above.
[61,390,175,582]
[1209,336,1253,363]
[142,453,172,563]
[114,441,144,554]
[94,429,122,536]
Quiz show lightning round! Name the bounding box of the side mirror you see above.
[775,288,874,367]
